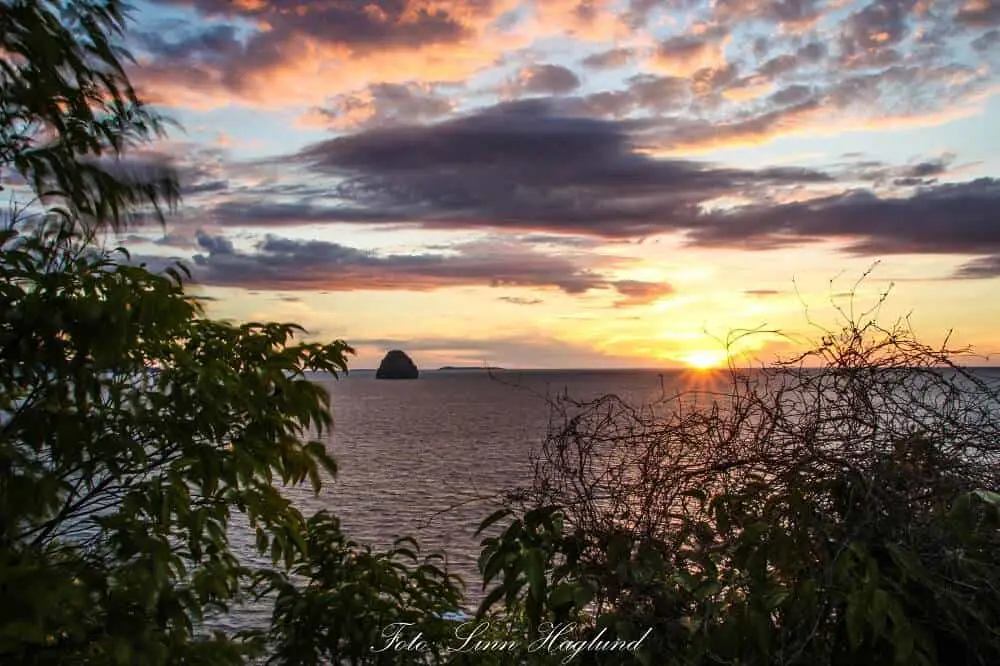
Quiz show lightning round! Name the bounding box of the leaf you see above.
[476,508,513,535]
[525,549,546,601]
[476,585,508,619]
[846,591,865,650]
[549,583,577,608]
[871,588,889,638]
[972,490,1000,508]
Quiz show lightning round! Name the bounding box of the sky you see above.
[110,0,1000,369]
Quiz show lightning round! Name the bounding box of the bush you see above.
[260,511,465,666]
[481,298,1000,666]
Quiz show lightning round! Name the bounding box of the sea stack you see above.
[375,350,419,379]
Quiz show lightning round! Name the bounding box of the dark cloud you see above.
[687,178,1000,255]
[157,233,649,297]
[692,64,741,96]
[621,0,694,29]
[839,0,918,66]
[660,97,824,148]
[753,36,771,58]
[514,64,582,95]
[957,0,1000,27]
[834,153,956,187]
[744,289,782,296]
[136,23,241,59]
[581,47,635,69]
[250,100,833,238]
[622,74,690,111]
[972,29,1000,50]
[195,229,235,255]
[154,97,996,265]
[758,54,799,78]
[149,0,470,51]
[714,0,824,27]
[133,0,479,100]
[766,0,825,26]
[656,35,718,63]
[576,90,636,118]
[953,255,1000,279]
[306,82,453,129]
[768,84,813,106]
[758,42,826,78]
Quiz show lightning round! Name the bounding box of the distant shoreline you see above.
[322,366,1000,374]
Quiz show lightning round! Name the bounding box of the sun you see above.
[678,349,728,371]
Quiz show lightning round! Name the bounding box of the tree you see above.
[1,2,357,663]
[0,214,355,664]
[2,0,178,227]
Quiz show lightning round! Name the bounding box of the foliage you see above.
[259,510,466,666]
[0,216,353,664]
[1,0,179,227]
[1,4,362,663]
[480,296,1000,666]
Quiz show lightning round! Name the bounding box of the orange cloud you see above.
[649,34,730,77]
[130,0,649,112]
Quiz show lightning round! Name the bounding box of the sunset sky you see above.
[115,0,1000,369]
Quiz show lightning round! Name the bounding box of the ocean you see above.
[221,368,706,631]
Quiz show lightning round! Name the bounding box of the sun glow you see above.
[678,349,728,370]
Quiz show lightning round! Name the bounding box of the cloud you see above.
[838,0,919,67]
[757,42,826,79]
[653,34,728,76]
[149,0,472,50]
[956,0,1000,27]
[972,29,1000,50]
[499,296,545,305]
[686,178,1000,255]
[143,232,665,299]
[620,74,691,110]
[224,99,832,238]
[131,0,524,108]
[953,254,1000,278]
[569,74,691,118]
[692,63,741,97]
[346,334,652,369]
[195,229,235,254]
[509,64,583,95]
[153,97,997,267]
[581,47,635,69]
[299,82,454,129]
[610,280,674,307]
[713,0,826,30]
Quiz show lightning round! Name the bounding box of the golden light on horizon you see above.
[678,349,729,370]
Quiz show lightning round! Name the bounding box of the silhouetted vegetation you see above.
[478,304,1000,665]
[3,2,1000,665]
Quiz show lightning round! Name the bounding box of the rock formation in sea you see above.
[375,350,419,379]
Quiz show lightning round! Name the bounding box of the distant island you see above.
[438,366,507,371]
[376,350,419,379]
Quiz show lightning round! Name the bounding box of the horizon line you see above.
[328,365,1000,373]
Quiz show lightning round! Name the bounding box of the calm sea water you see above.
[302,370,691,569]
[221,369,702,631]
[219,366,1000,632]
